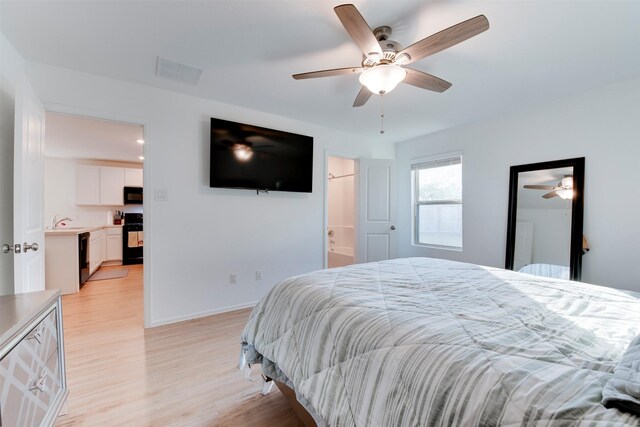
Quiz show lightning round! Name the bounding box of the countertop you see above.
[45,224,123,236]
[0,289,60,350]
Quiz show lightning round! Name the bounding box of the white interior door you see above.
[13,77,46,293]
[357,159,397,263]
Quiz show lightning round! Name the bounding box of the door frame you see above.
[323,150,359,269]
[43,102,153,327]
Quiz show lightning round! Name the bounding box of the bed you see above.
[240,257,640,426]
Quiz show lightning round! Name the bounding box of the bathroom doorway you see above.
[327,156,356,268]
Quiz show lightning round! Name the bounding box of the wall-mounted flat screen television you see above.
[209,118,313,193]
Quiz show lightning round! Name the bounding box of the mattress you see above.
[241,257,640,426]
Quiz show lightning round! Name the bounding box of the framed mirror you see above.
[505,157,585,281]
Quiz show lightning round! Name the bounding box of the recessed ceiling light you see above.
[138,156,144,160]
[137,139,144,144]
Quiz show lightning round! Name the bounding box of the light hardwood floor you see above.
[57,265,303,426]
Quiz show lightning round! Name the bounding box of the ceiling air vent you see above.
[156,56,203,85]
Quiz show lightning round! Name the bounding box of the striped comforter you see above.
[241,257,640,426]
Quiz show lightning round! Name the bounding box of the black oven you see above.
[123,213,143,265]
[124,186,143,204]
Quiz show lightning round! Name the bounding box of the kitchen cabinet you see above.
[90,229,106,275]
[76,166,101,205]
[100,167,125,205]
[77,166,136,206]
[0,291,68,427]
[45,233,80,295]
[106,227,123,261]
[124,168,143,187]
[45,226,123,295]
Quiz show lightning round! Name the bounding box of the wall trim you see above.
[148,300,259,328]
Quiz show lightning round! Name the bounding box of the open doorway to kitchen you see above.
[43,112,145,301]
[327,156,356,268]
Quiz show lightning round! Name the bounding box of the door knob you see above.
[24,242,39,252]
[2,243,22,254]
[390,225,396,230]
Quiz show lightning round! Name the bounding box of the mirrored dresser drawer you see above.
[0,291,67,427]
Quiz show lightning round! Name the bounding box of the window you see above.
[412,156,462,249]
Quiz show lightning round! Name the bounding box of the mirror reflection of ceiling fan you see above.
[219,136,275,162]
[523,176,574,199]
[292,4,489,107]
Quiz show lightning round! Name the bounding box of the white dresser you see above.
[0,290,68,426]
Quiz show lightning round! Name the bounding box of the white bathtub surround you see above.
[328,225,354,251]
[328,247,354,268]
[327,156,356,268]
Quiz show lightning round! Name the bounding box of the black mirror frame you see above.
[505,157,585,281]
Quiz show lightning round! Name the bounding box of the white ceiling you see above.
[45,113,144,163]
[3,1,640,143]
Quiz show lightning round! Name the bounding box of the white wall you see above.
[396,76,640,292]
[0,32,26,296]
[44,158,142,227]
[26,62,392,325]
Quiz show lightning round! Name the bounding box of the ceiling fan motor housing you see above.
[362,28,403,67]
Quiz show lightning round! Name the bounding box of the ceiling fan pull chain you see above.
[380,94,385,134]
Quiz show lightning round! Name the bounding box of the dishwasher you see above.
[79,232,90,285]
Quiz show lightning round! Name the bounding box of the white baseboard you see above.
[148,300,259,328]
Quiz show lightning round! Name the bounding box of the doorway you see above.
[327,156,356,268]
[43,112,145,298]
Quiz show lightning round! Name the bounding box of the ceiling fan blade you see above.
[403,68,452,92]
[524,185,556,190]
[334,4,383,57]
[292,67,364,80]
[397,15,489,65]
[353,86,373,107]
[542,191,559,199]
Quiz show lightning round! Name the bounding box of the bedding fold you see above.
[602,334,640,416]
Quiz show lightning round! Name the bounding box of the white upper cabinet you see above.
[100,167,125,206]
[76,166,101,205]
[76,165,131,206]
[124,168,143,187]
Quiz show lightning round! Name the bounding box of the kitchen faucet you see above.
[50,214,72,229]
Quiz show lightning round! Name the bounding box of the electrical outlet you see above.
[255,270,263,281]
[230,273,237,284]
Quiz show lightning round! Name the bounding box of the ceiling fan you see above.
[292,4,489,107]
[524,176,574,199]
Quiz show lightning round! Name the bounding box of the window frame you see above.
[411,153,463,251]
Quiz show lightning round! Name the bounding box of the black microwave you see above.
[124,186,143,204]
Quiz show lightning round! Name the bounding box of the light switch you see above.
[154,188,168,201]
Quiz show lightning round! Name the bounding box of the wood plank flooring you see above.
[57,265,303,426]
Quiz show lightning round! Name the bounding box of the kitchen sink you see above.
[47,227,87,231]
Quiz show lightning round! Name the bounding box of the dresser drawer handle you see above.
[28,324,45,344]
[30,372,47,394]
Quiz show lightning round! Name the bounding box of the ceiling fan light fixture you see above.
[561,176,573,188]
[557,189,574,200]
[359,64,406,95]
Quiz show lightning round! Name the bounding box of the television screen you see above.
[210,118,313,193]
